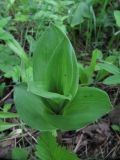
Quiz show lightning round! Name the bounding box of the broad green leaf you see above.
[114,10,120,27]
[69,2,91,27]
[103,74,120,85]
[14,84,55,131]
[36,133,79,160]
[97,63,120,75]
[0,112,18,118]
[14,83,69,131]
[62,86,112,129]
[0,122,16,132]
[33,24,78,98]
[14,83,70,130]
[12,148,28,160]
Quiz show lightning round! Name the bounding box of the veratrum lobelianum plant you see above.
[13,24,112,131]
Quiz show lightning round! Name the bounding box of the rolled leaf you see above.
[33,24,79,98]
[28,81,71,102]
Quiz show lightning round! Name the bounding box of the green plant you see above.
[14,25,111,160]
[0,27,32,83]
[78,49,102,85]
[36,132,79,160]
[68,0,119,51]
[68,0,93,27]
[12,133,78,160]
[14,24,111,131]
[96,53,117,80]
[103,71,120,85]
[68,0,95,50]
[97,59,120,85]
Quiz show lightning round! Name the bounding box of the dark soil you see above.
[61,117,120,160]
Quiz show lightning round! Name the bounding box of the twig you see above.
[0,89,13,104]
[23,127,37,143]
[74,134,83,153]
[113,88,120,106]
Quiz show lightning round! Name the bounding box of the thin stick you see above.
[74,134,83,153]
[113,88,120,106]
[0,89,13,104]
